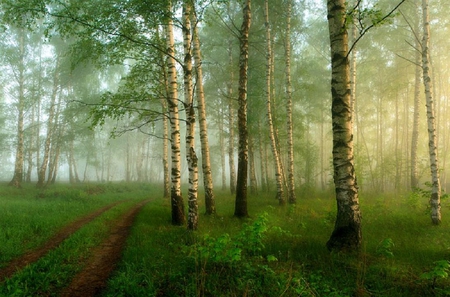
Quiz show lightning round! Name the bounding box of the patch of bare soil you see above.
[0,200,125,282]
[60,199,150,297]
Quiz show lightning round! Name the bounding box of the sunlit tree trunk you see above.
[227,40,237,195]
[326,0,362,251]
[192,6,216,215]
[285,0,296,204]
[264,0,285,205]
[161,101,170,198]
[411,34,421,190]
[166,3,186,225]
[9,28,25,188]
[234,0,251,218]
[157,26,170,198]
[183,0,199,230]
[422,0,441,225]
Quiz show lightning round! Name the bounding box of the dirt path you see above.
[0,200,125,282]
[60,199,150,297]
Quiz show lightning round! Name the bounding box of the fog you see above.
[0,0,448,195]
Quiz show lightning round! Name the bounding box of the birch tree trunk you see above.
[183,0,199,230]
[192,6,216,215]
[422,0,441,225]
[285,0,296,204]
[264,0,285,205]
[37,59,59,188]
[411,25,421,190]
[234,0,251,218]
[258,123,267,192]
[326,0,362,251]
[157,26,170,199]
[161,99,170,198]
[166,4,186,225]
[227,40,237,195]
[219,103,227,190]
[9,28,25,188]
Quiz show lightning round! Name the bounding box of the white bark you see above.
[422,0,441,225]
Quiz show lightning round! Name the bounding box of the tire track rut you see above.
[0,200,125,282]
[60,199,150,297]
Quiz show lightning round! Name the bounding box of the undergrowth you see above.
[106,187,450,297]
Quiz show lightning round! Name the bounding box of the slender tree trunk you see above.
[219,104,227,190]
[26,104,36,182]
[69,139,80,183]
[249,135,258,194]
[48,125,63,185]
[258,122,267,192]
[422,0,441,225]
[227,40,237,195]
[234,0,251,218]
[183,1,199,230]
[192,6,216,215]
[157,26,171,198]
[166,5,186,225]
[161,101,170,198]
[285,0,296,204]
[411,35,421,189]
[9,29,25,188]
[264,0,285,205]
[326,0,362,252]
[37,58,59,188]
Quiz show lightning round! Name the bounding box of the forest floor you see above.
[60,199,150,297]
[0,195,150,297]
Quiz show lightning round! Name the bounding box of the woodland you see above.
[0,0,449,296]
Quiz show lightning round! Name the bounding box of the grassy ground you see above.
[104,186,450,297]
[0,182,151,267]
[0,183,449,296]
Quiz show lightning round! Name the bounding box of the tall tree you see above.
[234,0,251,218]
[37,55,60,188]
[421,0,441,225]
[227,39,237,195]
[166,3,185,226]
[183,0,199,230]
[325,0,362,251]
[264,0,285,205]
[8,26,26,188]
[285,0,296,204]
[192,4,216,215]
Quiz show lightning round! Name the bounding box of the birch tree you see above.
[285,0,296,204]
[8,26,26,188]
[264,0,285,205]
[166,4,185,225]
[183,0,198,230]
[421,0,441,225]
[192,4,216,215]
[326,0,362,251]
[234,0,251,218]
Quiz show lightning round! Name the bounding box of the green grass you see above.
[0,182,152,266]
[104,188,450,297]
[0,183,449,296]
[0,200,142,296]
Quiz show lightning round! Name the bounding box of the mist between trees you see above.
[0,0,445,245]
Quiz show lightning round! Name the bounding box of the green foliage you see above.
[421,260,450,287]
[376,238,395,258]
